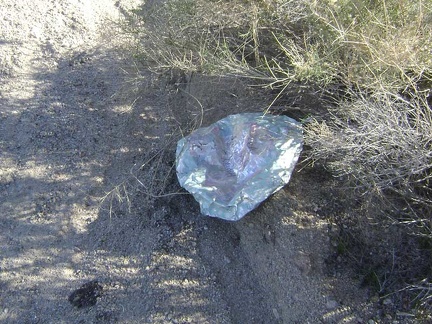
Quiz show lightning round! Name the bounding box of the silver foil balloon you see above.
[176,113,303,221]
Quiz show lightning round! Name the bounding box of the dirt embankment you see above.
[1,0,377,323]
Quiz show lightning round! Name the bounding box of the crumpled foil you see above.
[176,113,303,221]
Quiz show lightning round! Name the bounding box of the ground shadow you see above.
[0,12,373,324]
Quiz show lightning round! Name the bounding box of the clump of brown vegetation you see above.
[121,0,432,318]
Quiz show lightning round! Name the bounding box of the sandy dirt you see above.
[1,0,379,323]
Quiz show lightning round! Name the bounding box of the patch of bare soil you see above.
[1,0,379,323]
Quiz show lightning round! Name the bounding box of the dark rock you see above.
[68,280,103,308]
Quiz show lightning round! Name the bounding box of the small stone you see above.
[326,299,338,309]
[263,229,276,245]
[68,280,103,308]
[272,308,280,319]
[294,252,312,275]
[383,298,393,305]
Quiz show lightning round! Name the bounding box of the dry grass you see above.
[119,0,432,317]
[121,0,261,75]
[305,91,432,206]
[305,89,432,316]
[121,0,432,89]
